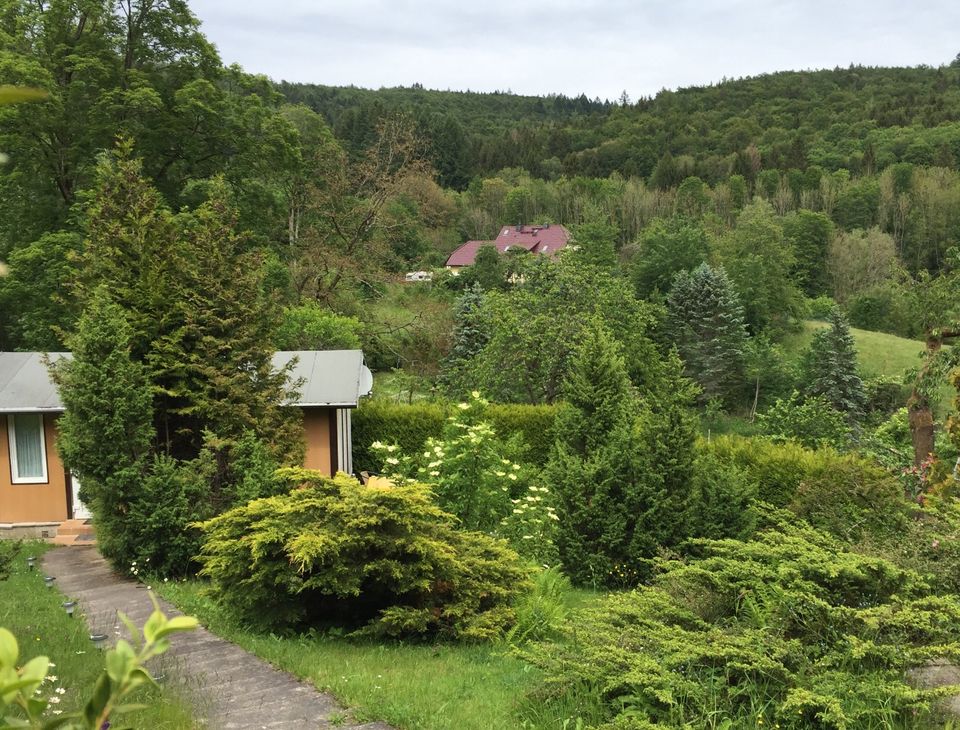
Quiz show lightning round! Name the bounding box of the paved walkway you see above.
[43,547,394,730]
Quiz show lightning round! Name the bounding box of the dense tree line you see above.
[281,62,960,186]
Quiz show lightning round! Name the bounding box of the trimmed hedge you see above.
[353,400,559,473]
[701,434,910,542]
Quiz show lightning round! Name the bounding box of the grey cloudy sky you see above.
[189,1,960,100]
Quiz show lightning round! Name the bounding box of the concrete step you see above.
[57,518,94,536]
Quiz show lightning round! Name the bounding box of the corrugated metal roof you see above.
[273,350,373,407]
[0,352,70,413]
[0,351,372,413]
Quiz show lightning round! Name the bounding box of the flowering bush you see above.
[372,391,558,562]
[498,485,559,567]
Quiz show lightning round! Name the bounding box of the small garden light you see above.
[62,600,77,618]
[89,633,108,651]
[26,556,36,570]
[43,575,56,588]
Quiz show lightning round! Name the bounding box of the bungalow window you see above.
[7,414,48,484]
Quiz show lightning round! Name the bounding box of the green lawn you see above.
[156,579,605,730]
[0,543,194,728]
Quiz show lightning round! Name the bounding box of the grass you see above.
[0,542,195,728]
[155,579,605,730]
[781,320,929,379]
[782,320,954,412]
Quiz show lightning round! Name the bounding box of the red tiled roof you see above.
[445,225,571,267]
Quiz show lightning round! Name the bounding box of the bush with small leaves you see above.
[521,513,960,729]
[195,470,531,640]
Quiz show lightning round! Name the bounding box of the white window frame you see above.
[7,413,48,485]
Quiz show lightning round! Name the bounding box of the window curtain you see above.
[13,414,44,479]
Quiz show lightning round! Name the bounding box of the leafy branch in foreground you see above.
[0,595,197,730]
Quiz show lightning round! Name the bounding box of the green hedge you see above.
[701,434,910,542]
[352,400,560,473]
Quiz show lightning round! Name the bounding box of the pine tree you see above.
[50,289,154,563]
[151,179,300,462]
[804,307,867,421]
[667,263,749,406]
[75,144,299,461]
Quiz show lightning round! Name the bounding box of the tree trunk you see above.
[909,399,935,468]
[908,333,946,467]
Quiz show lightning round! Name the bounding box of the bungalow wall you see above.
[1,407,353,527]
[0,414,68,523]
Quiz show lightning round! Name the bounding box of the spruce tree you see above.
[75,144,298,461]
[667,263,749,406]
[439,283,489,396]
[804,307,866,420]
[152,179,299,461]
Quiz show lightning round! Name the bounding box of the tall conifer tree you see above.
[548,324,698,586]
[667,263,748,406]
[804,307,866,421]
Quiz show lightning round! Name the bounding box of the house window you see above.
[7,414,48,484]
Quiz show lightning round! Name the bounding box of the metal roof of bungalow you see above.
[273,350,373,407]
[0,352,69,413]
[0,350,372,413]
[445,224,571,267]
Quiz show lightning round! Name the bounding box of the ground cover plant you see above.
[0,543,194,728]
[521,512,960,729]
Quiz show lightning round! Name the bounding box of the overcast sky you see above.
[188,1,960,101]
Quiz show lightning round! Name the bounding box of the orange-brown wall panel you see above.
[0,414,68,523]
[302,408,333,475]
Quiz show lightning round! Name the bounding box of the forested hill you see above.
[281,63,960,187]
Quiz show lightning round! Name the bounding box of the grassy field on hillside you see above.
[782,321,928,378]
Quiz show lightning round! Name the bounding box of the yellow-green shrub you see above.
[195,470,531,640]
[522,514,960,729]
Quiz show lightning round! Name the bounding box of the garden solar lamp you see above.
[89,633,108,651]
[43,575,56,588]
[26,556,36,570]
[62,600,77,618]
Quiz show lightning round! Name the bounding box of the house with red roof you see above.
[445,224,571,272]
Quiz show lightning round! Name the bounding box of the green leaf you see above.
[18,656,48,686]
[122,667,155,693]
[0,630,16,669]
[109,702,148,714]
[142,610,164,645]
[105,640,135,684]
[83,673,112,727]
[153,615,198,639]
[117,611,140,648]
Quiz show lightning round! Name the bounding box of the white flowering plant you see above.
[371,392,558,562]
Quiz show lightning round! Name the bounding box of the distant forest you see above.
[280,62,960,187]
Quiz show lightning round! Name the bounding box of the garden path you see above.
[43,546,394,730]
